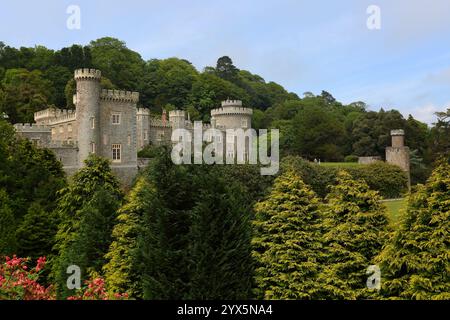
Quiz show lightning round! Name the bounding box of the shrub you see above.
[282,156,408,199]
[344,155,359,163]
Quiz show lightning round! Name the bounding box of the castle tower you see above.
[210,100,253,130]
[169,110,186,129]
[74,68,102,166]
[136,108,150,150]
[386,129,410,189]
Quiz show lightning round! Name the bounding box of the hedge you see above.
[281,156,408,199]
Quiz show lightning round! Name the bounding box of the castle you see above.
[13,68,253,185]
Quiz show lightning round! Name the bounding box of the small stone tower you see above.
[210,100,252,130]
[386,129,410,189]
[74,68,102,166]
[169,110,186,129]
[136,108,150,150]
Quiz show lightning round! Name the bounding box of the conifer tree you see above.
[52,155,122,298]
[376,160,450,300]
[104,177,151,298]
[318,171,389,299]
[252,171,323,299]
[187,166,253,299]
[139,148,195,299]
[16,202,59,260]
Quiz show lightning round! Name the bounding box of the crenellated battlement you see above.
[14,123,51,132]
[49,109,77,124]
[211,106,253,116]
[391,129,405,136]
[169,110,186,118]
[74,68,102,81]
[150,118,171,127]
[34,108,57,120]
[100,89,139,103]
[137,108,150,116]
[221,99,243,107]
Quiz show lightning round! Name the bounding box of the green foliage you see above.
[0,121,66,257]
[317,171,389,299]
[53,154,122,298]
[344,155,359,163]
[0,189,16,255]
[139,149,194,299]
[187,166,253,299]
[0,68,53,123]
[282,156,408,199]
[252,171,323,299]
[104,177,151,298]
[376,160,450,299]
[16,203,59,260]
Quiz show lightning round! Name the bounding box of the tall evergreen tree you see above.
[52,155,122,298]
[139,148,195,299]
[376,160,450,300]
[252,171,323,299]
[187,166,253,299]
[317,171,389,299]
[104,177,151,298]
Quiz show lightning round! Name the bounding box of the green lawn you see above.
[382,198,407,224]
[319,162,364,168]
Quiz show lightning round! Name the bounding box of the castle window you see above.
[112,144,121,162]
[91,117,95,129]
[227,149,235,159]
[31,138,40,146]
[112,113,121,125]
[51,128,56,136]
[68,124,72,132]
[90,142,96,154]
[241,119,248,128]
[144,130,148,141]
[59,126,64,133]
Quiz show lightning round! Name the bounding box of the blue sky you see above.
[1,0,450,124]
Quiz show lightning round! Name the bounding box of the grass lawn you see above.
[319,162,364,168]
[382,198,407,225]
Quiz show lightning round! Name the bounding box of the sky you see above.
[1,0,450,124]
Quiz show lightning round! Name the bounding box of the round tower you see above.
[74,68,102,166]
[210,100,253,130]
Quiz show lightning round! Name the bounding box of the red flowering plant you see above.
[67,277,129,300]
[0,255,55,300]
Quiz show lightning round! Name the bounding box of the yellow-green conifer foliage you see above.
[376,160,450,300]
[318,171,389,299]
[104,177,152,298]
[252,171,323,299]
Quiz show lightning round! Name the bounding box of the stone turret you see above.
[386,129,410,189]
[210,99,253,130]
[169,110,186,129]
[74,68,102,165]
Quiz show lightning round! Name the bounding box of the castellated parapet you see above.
[74,68,102,81]
[221,99,243,107]
[100,89,139,103]
[137,108,150,116]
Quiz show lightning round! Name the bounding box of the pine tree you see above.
[376,160,450,300]
[252,170,323,299]
[187,166,253,299]
[318,171,389,299]
[52,154,122,298]
[104,177,151,298]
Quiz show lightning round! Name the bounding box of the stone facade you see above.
[14,68,253,186]
[386,129,411,188]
